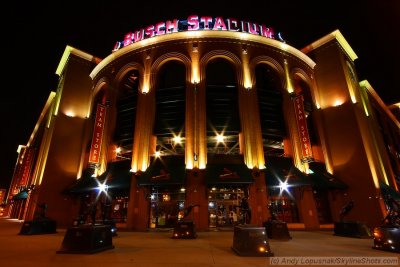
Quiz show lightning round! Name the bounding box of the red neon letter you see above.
[259,25,274,38]
[113,41,122,50]
[123,32,134,46]
[247,22,259,35]
[213,17,227,30]
[188,15,199,30]
[200,16,213,29]
[133,29,144,42]
[240,20,247,32]
[227,18,239,31]
[145,25,155,38]
[155,22,165,36]
[166,19,179,33]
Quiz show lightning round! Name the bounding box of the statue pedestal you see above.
[19,218,57,235]
[172,220,197,239]
[57,224,114,254]
[231,225,274,257]
[334,221,371,238]
[372,226,400,252]
[264,220,292,240]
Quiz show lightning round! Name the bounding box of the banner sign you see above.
[89,104,107,165]
[19,147,34,186]
[114,15,279,51]
[293,95,313,162]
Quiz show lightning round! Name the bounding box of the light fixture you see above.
[173,136,182,144]
[333,99,343,107]
[97,182,108,193]
[279,181,289,192]
[216,134,224,143]
[65,111,75,117]
[162,194,170,202]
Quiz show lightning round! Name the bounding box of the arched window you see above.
[255,64,286,156]
[113,69,140,159]
[206,59,240,154]
[154,61,186,155]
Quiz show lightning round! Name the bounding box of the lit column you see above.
[284,59,294,94]
[239,47,265,169]
[131,65,155,172]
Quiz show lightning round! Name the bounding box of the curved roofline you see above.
[90,30,316,79]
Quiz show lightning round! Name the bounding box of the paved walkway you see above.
[0,218,398,267]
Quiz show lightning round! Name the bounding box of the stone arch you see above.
[251,56,287,158]
[91,77,111,112]
[291,67,313,90]
[250,56,286,90]
[150,52,191,91]
[200,50,243,87]
[114,62,144,92]
[291,67,316,104]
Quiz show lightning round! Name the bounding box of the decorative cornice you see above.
[302,29,358,62]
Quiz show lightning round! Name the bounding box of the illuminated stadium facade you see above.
[5,16,400,231]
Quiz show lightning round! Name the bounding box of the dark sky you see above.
[1,1,399,190]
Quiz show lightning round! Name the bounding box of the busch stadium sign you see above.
[114,15,278,50]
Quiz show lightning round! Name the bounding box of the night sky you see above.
[1,1,399,190]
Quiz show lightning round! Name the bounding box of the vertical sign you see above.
[11,146,26,194]
[19,147,34,186]
[0,189,6,202]
[88,104,107,165]
[293,95,313,162]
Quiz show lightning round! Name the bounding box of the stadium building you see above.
[5,15,400,231]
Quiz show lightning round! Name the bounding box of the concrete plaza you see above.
[0,218,398,267]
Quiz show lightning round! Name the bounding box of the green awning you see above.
[206,163,254,185]
[265,156,311,187]
[64,169,99,194]
[65,160,132,194]
[380,181,400,201]
[137,156,186,186]
[12,191,28,200]
[308,162,347,189]
[103,160,132,190]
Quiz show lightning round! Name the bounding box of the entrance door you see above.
[208,186,245,227]
[313,189,333,223]
[268,188,300,223]
[149,187,185,228]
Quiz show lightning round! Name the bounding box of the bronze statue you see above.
[382,196,400,227]
[182,204,199,220]
[240,197,251,224]
[339,200,354,222]
[37,203,48,219]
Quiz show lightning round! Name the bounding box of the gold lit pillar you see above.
[239,50,265,169]
[131,70,155,172]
